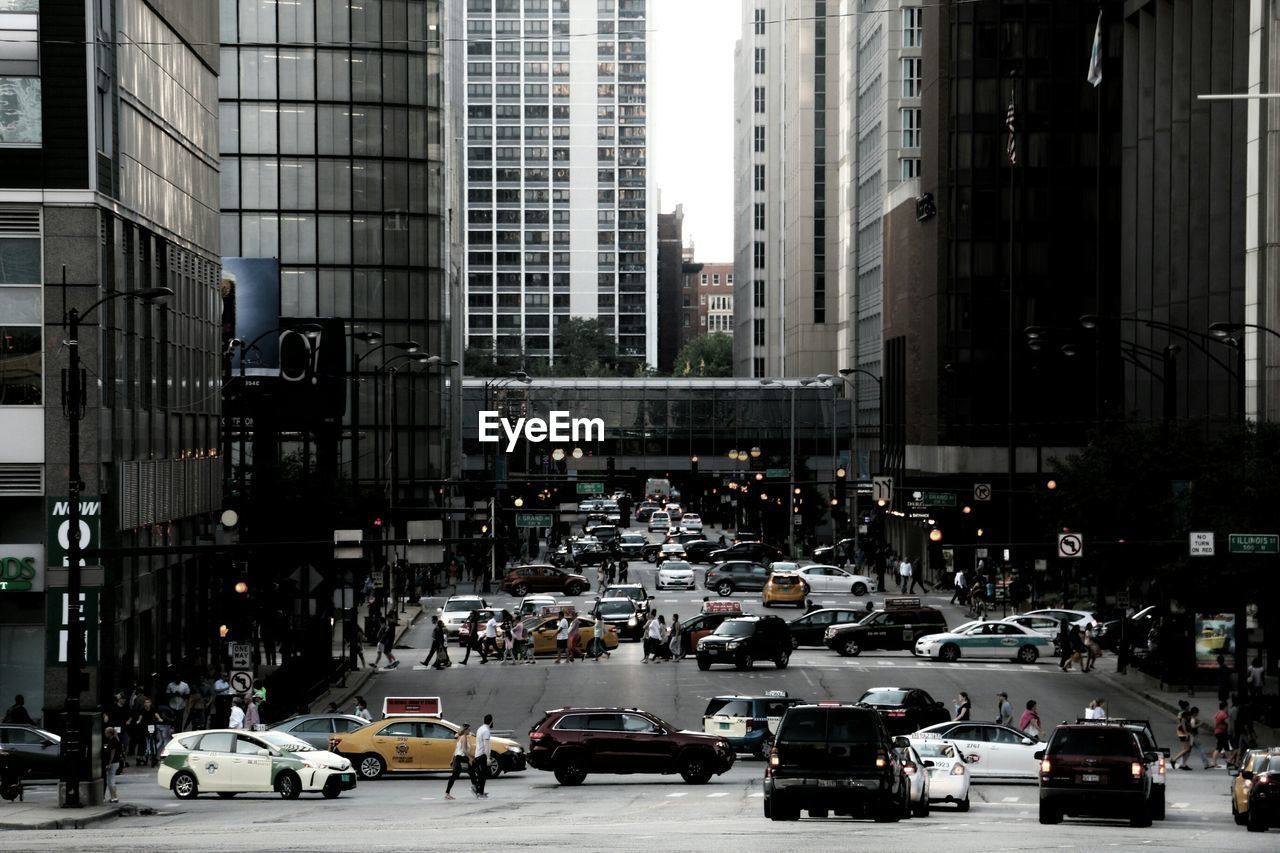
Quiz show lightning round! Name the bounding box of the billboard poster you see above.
[1194,612,1235,669]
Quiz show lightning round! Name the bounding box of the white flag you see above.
[1087,10,1103,88]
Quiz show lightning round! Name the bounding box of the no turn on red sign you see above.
[1057,532,1084,558]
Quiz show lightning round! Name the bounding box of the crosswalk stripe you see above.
[748,792,764,798]
[665,792,688,798]
[706,792,729,798]
[1002,796,1020,802]
[1172,802,1189,809]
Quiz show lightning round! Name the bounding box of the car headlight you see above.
[628,618,637,626]
[507,746,523,754]
[824,628,835,639]
[727,641,742,650]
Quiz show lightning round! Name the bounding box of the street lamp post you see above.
[838,367,883,564]
[761,378,820,558]
[1210,321,1280,421]
[352,340,419,497]
[61,285,172,808]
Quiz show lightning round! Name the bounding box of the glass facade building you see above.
[218,0,449,493]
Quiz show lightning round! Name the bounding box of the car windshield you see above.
[859,689,909,706]
[608,587,643,600]
[713,620,755,638]
[257,732,315,751]
[598,601,634,615]
[447,599,485,612]
[913,741,959,759]
[1049,729,1136,756]
[662,561,691,571]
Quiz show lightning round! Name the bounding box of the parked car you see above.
[703,561,769,596]
[786,608,867,648]
[1036,723,1157,827]
[500,564,589,597]
[695,615,791,670]
[269,715,371,751]
[158,729,356,800]
[764,702,908,822]
[526,707,734,785]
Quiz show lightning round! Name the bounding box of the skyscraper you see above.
[462,0,656,371]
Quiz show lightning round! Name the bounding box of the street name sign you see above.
[1228,533,1279,555]
[516,512,553,528]
[576,482,604,494]
[766,468,790,479]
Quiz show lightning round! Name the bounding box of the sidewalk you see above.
[312,597,429,715]
[0,802,146,832]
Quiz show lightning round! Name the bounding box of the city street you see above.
[3,542,1267,851]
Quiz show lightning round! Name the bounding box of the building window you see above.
[754,47,765,75]
[0,4,41,146]
[727,273,733,284]
[900,157,920,180]
[753,125,765,153]
[700,273,708,285]
[753,202,765,231]
[754,86,765,114]
[753,280,764,308]
[901,107,921,148]
[902,7,922,48]
[754,7,765,36]
[0,208,41,404]
[753,357,765,376]
[754,163,765,191]
[712,273,720,285]
[753,241,765,269]
[753,318,765,347]
[901,57,921,98]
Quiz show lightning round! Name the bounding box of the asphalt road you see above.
[4,529,1266,850]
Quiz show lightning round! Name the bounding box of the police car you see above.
[913,619,1054,663]
[158,729,356,799]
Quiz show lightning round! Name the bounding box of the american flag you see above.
[1006,90,1017,165]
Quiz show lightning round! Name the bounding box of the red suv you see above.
[500,564,588,596]
[527,707,735,786]
[1037,723,1158,827]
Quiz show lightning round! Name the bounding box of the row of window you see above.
[694,272,732,286]
[1,6,43,146]
[706,313,733,333]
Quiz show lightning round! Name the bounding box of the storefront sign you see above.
[45,588,100,666]
[46,497,101,567]
[0,545,44,592]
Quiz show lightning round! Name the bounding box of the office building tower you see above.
[462,0,656,370]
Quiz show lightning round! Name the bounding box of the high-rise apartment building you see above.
[218,0,450,497]
[463,0,656,370]
[0,0,221,731]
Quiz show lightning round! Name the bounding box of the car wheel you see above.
[840,637,861,657]
[852,582,868,596]
[1039,803,1062,824]
[696,657,711,671]
[512,583,528,597]
[1247,806,1268,832]
[769,797,800,821]
[791,635,800,651]
[646,552,658,562]
[912,796,930,818]
[762,600,773,608]
[358,753,386,780]
[874,796,903,823]
[321,784,341,799]
[566,582,583,596]
[774,650,790,669]
[277,770,302,800]
[1016,645,1039,664]
[488,756,502,778]
[679,752,714,784]
[956,796,970,813]
[1129,802,1152,828]
[939,644,961,662]
[716,582,734,596]
[1234,800,1247,826]
[554,757,587,786]
[736,652,753,671]
[171,770,199,800]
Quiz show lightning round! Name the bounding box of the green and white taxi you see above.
[913,619,1054,663]
[158,729,357,799]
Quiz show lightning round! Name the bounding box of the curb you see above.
[0,804,147,831]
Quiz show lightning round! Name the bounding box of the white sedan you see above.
[656,560,696,590]
[790,564,878,596]
[1022,608,1097,630]
[914,620,1055,663]
[1001,615,1063,652]
[681,513,703,532]
[913,722,1043,780]
[908,737,971,810]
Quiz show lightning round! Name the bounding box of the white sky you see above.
[652,0,739,262]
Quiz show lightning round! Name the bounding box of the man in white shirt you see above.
[484,614,500,659]
[166,676,190,730]
[898,559,912,594]
[472,714,493,798]
[554,612,570,663]
[951,570,967,605]
[228,696,246,729]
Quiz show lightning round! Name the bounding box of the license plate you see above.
[718,723,731,730]
[1081,773,1100,783]
[341,773,353,783]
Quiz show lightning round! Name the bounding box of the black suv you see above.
[696,615,791,670]
[765,703,909,822]
[602,583,653,614]
[527,707,735,786]
[591,597,643,641]
[704,561,769,596]
[1037,723,1157,827]
[683,540,722,564]
[1073,717,1167,820]
[710,541,785,565]
[824,601,947,656]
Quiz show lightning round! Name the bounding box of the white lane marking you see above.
[706,792,729,798]
[1171,802,1189,809]
[1002,796,1020,803]
[748,792,765,798]
[666,792,688,798]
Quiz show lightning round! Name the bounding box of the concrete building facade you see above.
[462,0,656,370]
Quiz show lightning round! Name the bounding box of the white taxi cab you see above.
[908,736,971,810]
[913,722,1042,780]
[158,729,356,799]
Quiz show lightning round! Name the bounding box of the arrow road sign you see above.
[974,483,992,501]
[872,476,893,504]
[1057,533,1084,558]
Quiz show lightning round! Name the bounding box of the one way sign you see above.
[1057,532,1084,558]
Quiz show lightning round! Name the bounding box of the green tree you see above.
[534,317,622,377]
[672,333,734,377]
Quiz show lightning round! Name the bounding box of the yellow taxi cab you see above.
[330,709,526,782]
[1232,747,1280,826]
[762,571,809,608]
[524,611,620,657]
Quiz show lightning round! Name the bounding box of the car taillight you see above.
[903,762,917,776]
[887,710,906,717]
[951,762,965,776]
[875,750,887,769]
[1158,757,1166,775]
[1131,762,1143,779]
[329,737,342,749]
[1040,758,1051,774]
[1257,773,1272,786]
[530,731,545,741]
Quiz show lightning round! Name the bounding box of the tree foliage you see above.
[463,318,637,377]
[672,333,734,377]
